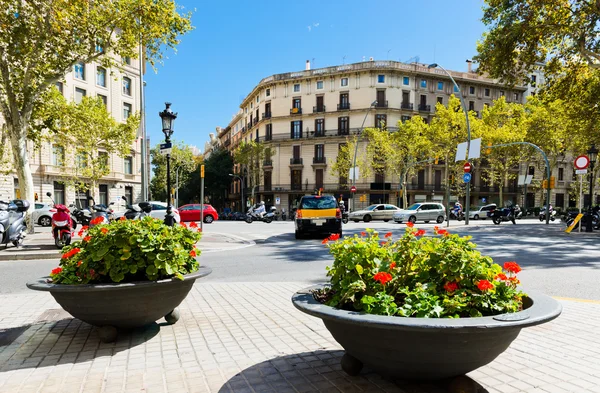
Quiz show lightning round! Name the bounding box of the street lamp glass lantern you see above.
[588,144,598,164]
[159,102,177,138]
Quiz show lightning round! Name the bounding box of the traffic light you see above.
[542,179,548,189]
[434,157,439,165]
[549,176,555,189]
[200,165,205,178]
[486,143,492,155]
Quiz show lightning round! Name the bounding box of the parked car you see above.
[295,195,342,239]
[348,204,401,223]
[469,203,497,220]
[111,201,180,223]
[178,204,218,223]
[393,202,446,224]
[32,203,56,226]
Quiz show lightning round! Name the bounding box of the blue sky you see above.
[144,0,487,151]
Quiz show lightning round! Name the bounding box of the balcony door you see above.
[376,90,386,105]
[402,91,410,105]
[418,170,425,189]
[316,95,324,112]
[316,169,324,189]
[291,169,302,190]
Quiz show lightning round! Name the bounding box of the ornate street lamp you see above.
[159,102,177,226]
[586,144,598,232]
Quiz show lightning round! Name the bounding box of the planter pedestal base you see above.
[341,353,363,376]
[164,308,180,324]
[97,326,118,343]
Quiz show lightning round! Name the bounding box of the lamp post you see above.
[159,102,177,226]
[586,144,598,232]
[229,174,244,213]
[428,63,472,225]
[351,100,378,212]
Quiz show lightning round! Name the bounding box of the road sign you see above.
[574,155,590,170]
[350,186,357,193]
[576,169,588,175]
[275,197,280,205]
[160,142,172,155]
[160,148,171,155]
[200,165,205,178]
[463,162,472,173]
[463,173,472,183]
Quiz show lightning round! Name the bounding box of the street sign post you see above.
[463,162,472,173]
[463,173,472,183]
[574,155,590,170]
[576,169,588,175]
[350,186,357,193]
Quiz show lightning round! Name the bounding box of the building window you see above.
[401,115,411,123]
[528,166,535,176]
[403,76,409,85]
[98,94,107,106]
[256,96,259,103]
[266,88,270,97]
[420,79,427,88]
[124,156,133,174]
[52,145,65,166]
[469,86,475,95]
[74,62,85,80]
[437,81,444,90]
[122,57,131,65]
[125,186,133,205]
[555,193,565,209]
[437,97,443,104]
[99,184,108,206]
[341,77,348,87]
[316,80,324,90]
[338,117,349,135]
[265,124,272,140]
[375,114,387,129]
[99,151,109,169]
[53,182,65,205]
[558,167,564,181]
[315,118,325,136]
[13,178,20,199]
[315,144,325,159]
[484,88,490,97]
[500,90,505,96]
[514,93,519,101]
[75,87,86,104]
[96,67,106,87]
[293,83,300,92]
[377,74,385,83]
[531,75,537,86]
[123,102,132,119]
[468,101,475,111]
[290,121,302,139]
[123,77,132,96]
[316,169,324,189]
[56,82,63,94]
[76,152,87,169]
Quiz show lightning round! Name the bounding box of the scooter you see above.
[281,209,287,221]
[0,199,29,248]
[46,192,73,248]
[122,196,152,220]
[539,207,557,222]
[489,207,516,225]
[70,204,90,227]
[514,205,523,220]
[449,208,464,221]
[245,205,275,224]
[87,196,112,226]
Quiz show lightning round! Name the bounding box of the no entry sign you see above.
[574,155,590,170]
[463,162,472,173]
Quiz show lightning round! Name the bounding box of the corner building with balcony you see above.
[225,60,528,213]
[0,56,144,210]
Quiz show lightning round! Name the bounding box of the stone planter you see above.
[292,285,561,380]
[27,267,212,342]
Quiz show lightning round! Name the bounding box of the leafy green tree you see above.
[49,93,140,199]
[180,148,233,209]
[233,141,272,201]
[0,0,192,227]
[330,139,356,186]
[150,142,196,202]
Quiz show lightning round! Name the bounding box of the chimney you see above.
[305,60,310,70]
[466,59,473,73]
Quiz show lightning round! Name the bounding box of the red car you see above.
[178,204,218,223]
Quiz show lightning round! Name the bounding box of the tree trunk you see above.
[8,125,35,234]
[499,173,505,206]
[402,170,408,208]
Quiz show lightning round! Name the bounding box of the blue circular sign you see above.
[463,173,472,183]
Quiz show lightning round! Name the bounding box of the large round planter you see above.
[292,285,561,380]
[27,267,211,341]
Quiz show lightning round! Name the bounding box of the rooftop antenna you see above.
[387,49,392,60]
[342,55,346,65]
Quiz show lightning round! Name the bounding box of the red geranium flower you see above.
[415,229,426,237]
[51,267,62,275]
[495,273,508,281]
[90,217,104,225]
[380,241,386,246]
[390,262,396,269]
[477,280,494,291]
[190,249,197,257]
[180,222,188,228]
[384,232,392,238]
[197,228,202,233]
[444,282,459,292]
[361,231,367,237]
[406,222,414,228]
[61,247,81,259]
[433,226,440,234]
[509,276,521,284]
[120,216,126,221]
[77,225,89,237]
[329,233,340,241]
[89,269,96,277]
[189,221,198,228]
[100,227,109,234]
[373,272,393,286]
[83,236,91,242]
[503,261,521,274]
[77,261,82,267]
[321,238,328,244]
[437,229,449,237]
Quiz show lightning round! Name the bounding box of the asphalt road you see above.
[2,218,599,301]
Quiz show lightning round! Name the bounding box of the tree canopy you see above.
[150,142,196,202]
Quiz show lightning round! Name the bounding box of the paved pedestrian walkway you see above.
[0,283,599,393]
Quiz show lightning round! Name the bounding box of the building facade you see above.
[0,56,144,212]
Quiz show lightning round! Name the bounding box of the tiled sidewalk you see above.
[1,283,599,393]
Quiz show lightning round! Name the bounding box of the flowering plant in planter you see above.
[318,225,524,318]
[49,217,201,284]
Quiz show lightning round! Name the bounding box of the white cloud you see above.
[307,25,312,32]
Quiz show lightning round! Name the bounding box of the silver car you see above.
[32,203,55,226]
[111,201,181,223]
[393,202,446,224]
[469,204,496,220]
[349,204,401,223]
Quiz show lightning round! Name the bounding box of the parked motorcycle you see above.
[122,196,152,220]
[489,206,516,225]
[70,204,91,226]
[514,205,523,220]
[281,209,287,221]
[87,197,112,226]
[539,207,557,222]
[565,208,600,230]
[245,205,275,224]
[45,192,73,248]
[0,199,29,247]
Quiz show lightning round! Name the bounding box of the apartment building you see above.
[218,59,544,212]
[0,56,144,211]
